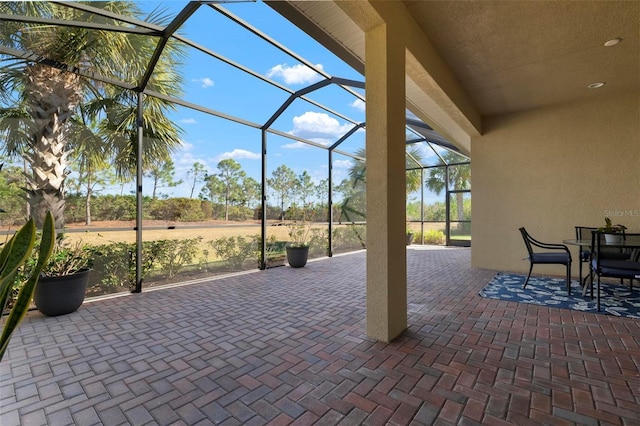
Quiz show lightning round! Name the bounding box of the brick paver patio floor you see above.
[2,247,640,425]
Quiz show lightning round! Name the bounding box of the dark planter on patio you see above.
[406,232,415,245]
[34,269,90,316]
[286,245,309,268]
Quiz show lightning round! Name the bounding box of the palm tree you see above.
[66,108,109,226]
[425,151,471,228]
[340,145,423,222]
[405,146,423,193]
[345,146,423,191]
[0,2,184,228]
[338,148,366,224]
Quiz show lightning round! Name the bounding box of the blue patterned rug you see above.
[480,272,640,318]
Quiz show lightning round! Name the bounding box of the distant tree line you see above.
[1,151,469,227]
[0,158,349,225]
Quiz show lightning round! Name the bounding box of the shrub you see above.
[227,206,253,221]
[424,229,446,245]
[333,225,366,250]
[155,237,202,277]
[62,195,84,223]
[148,198,206,222]
[308,228,328,258]
[251,235,286,268]
[258,206,284,221]
[94,195,137,221]
[89,241,163,293]
[450,222,471,236]
[210,235,258,269]
[89,242,136,292]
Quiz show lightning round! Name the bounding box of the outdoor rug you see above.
[479,272,640,318]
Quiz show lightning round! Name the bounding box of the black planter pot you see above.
[286,245,309,268]
[34,269,90,316]
[406,233,415,245]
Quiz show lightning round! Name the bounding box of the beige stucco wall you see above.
[472,91,640,275]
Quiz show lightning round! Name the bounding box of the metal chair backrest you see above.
[593,230,629,267]
[519,227,535,256]
[627,233,640,262]
[575,226,596,241]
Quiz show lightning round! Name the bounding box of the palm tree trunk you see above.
[24,65,81,229]
[23,129,68,229]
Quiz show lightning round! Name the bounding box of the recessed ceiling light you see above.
[604,38,621,47]
[588,82,605,89]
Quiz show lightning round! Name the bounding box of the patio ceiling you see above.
[267,0,640,154]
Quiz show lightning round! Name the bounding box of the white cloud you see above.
[281,142,307,149]
[176,152,208,169]
[333,159,353,169]
[180,118,197,124]
[266,63,324,85]
[192,77,214,88]
[283,111,353,148]
[350,99,365,112]
[214,149,261,162]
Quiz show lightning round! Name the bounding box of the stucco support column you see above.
[365,23,407,342]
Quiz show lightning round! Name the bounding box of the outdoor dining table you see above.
[562,238,640,304]
[563,239,640,249]
[563,237,640,305]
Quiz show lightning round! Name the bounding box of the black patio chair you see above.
[590,232,640,311]
[519,227,572,294]
[575,226,597,289]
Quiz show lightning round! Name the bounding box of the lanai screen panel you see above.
[0,0,465,295]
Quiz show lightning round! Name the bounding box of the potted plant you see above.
[32,236,93,316]
[597,217,627,244]
[286,221,311,268]
[406,229,415,245]
[1,212,55,360]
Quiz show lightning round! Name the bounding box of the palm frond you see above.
[0,106,33,156]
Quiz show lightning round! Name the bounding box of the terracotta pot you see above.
[34,269,90,316]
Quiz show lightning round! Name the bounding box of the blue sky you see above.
[135,0,368,200]
[0,1,457,207]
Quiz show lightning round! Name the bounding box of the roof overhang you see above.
[267,0,640,158]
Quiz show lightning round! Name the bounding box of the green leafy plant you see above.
[40,236,92,277]
[288,221,312,247]
[211,235,257,269]
[424,229,446,245]
[89,241,162,292]
[308,228,328,257]
[88,242,134,292]
[0,212,55,361]
[155,238,202,278]
[332,225,367,250]
[406,230,415,245]
[597,217,627,234]
[253,235,287,268]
